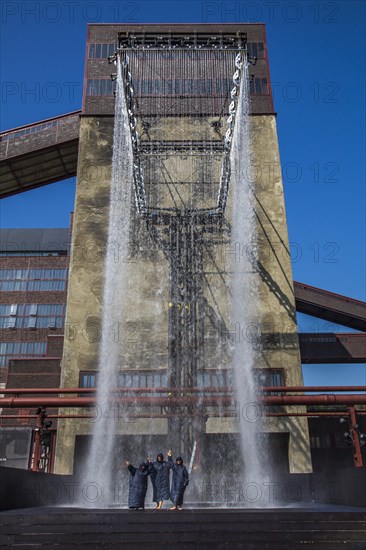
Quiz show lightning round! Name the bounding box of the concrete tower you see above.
[54,24,312,478]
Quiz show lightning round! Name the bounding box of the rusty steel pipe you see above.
[0,394,366,408]
[2,411,366,421]
[0,386,365,395]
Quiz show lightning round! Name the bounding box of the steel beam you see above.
[294,281,366,331]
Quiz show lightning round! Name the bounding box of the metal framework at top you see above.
[118,31,247,50]
[115,34,247,220]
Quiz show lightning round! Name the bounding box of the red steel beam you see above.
[294,281,366,331]
[299,333,366,364]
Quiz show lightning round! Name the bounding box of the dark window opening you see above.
[86,79,115,97]
[250,78,269,95]
[247,42,265,59]
[88,43,117,59]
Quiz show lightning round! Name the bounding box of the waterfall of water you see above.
[229,56,269,493]
[83,56,134,506]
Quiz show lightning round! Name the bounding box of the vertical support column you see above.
[166,215,206,457]
[349,406,363,468]
[31,406,46,472]
[168,215,182,453]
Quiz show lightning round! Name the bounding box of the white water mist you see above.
[83,57,134,506]
[229,56,268,489]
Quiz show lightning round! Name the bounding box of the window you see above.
[0,270,27,291]
[311,433,336,449]
[250,78,269,95]
[47,317,57,329]
[0,341,47,367]
[88,43,116,59]
[247,42,265,59]
[86,79,115,97]
[27,317,37,329]
[29,304,37,316]
[7,317,17,329]
[117,370,169,395]
[80,372,97,388]
[79,371,97,398]
[254,369,284,389]
[0,304,24,328]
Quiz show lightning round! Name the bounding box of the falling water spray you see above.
[83,56,134,506]
[229,53,269,493]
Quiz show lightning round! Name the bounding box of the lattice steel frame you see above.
[113,32,248,455]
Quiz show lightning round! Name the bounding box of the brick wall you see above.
[0,255,69,384]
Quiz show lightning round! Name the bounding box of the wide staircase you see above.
[1,507,365,549]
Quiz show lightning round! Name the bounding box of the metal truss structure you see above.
[109,32,250,455]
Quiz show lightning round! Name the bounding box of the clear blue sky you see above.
[0,0,365,387]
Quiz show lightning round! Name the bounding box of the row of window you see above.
[86,78,270,97]
[89,42,117,59]
[0,304,64,315]
[0,269,68,292]
[88,42,265,60]
[86,79,115,97]
[0,252,66,257]
[0,120,59,143]
[0,317,63,329]
[80,369,284,391]
[0,269,68,279]
[0,304,65,330]
[0,342,47,367]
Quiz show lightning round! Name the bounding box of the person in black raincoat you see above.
[127,461,151,510]
[147,450,173,509]
[168,455,189,510]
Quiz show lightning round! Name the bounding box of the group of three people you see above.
[127,450,189,511]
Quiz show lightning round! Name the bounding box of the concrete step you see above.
[0,508,365,549]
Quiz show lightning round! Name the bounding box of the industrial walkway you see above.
[0,111,80,197]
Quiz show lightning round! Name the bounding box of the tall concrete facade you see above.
[54,24,312,476]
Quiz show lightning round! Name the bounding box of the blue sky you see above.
[0,0,365,387]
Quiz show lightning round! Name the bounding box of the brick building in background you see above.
[0,224,71,470]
